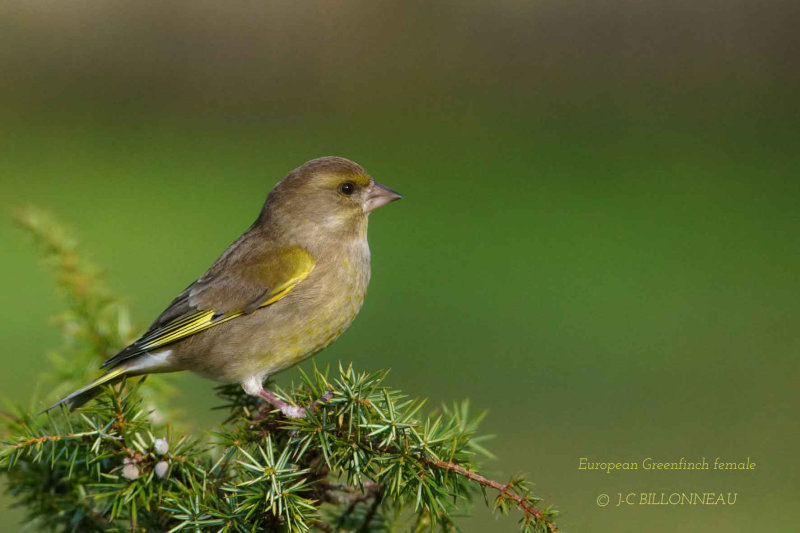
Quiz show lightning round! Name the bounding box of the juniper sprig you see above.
[2,208,559,532]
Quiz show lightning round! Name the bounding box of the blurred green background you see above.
[1,1,798,531]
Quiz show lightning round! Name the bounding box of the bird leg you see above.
[257,389,307,418]
[256,389,334,419]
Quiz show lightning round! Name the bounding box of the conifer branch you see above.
[7,430,107,450]
[2,209,560,532]
[426,459,556,532]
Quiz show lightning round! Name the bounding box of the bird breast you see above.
[257,240,371,373]
[175,239,371,382]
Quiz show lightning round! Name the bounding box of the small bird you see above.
[49,156,401,417]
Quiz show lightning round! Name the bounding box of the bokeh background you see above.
[1,1,798,531]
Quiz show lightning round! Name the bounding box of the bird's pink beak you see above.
[364,181,402,213]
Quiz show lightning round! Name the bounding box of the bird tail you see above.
[43,366,130,412]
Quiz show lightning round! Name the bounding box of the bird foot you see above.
[257,389,306,418]
[308,390,334,410]
[257,389,333,419]
[280,404,307,418]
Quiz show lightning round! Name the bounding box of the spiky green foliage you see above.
[2,209,559,532]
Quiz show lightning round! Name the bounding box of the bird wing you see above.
[101,245,315,368]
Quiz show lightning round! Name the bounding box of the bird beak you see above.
[364,181,403,213]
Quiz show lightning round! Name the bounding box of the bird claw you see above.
[257,388,333,419]
[280,404,306,418]
[320,390,334,402]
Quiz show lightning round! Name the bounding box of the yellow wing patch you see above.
[257,247,315,308]
[130,247,315,354]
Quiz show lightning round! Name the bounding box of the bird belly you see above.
[175,253,369,384]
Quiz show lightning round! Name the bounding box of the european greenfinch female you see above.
[49,156,401,417]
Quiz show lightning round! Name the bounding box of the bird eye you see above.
[339,181,356,196]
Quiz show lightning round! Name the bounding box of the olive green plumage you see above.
[50,156,401,413]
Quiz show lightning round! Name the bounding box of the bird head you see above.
[260,157,402,238]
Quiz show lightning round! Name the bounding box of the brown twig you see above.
[344,432,558,531]
[425,458,557,532]
[336,429,557,531]
[294,392,559,532]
